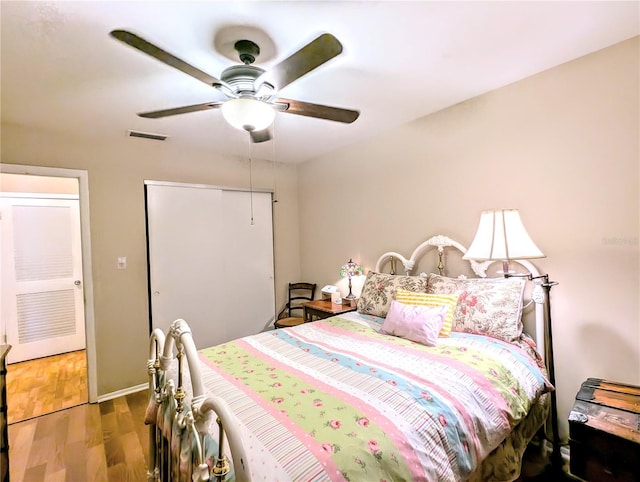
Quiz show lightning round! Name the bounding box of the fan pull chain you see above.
[249,157,254,226]
[247,133,255,226]
[272,120,278,203]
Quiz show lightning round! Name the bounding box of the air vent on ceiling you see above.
[127,130,168,141]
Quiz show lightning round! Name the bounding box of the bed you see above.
[144,235,553,482]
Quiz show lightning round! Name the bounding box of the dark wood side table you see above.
[303,300,357,322]
[569,378,639,482]
[1,345,10,482]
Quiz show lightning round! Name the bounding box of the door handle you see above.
[74,280,82,286]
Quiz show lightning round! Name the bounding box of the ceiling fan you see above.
[110,29,360,143]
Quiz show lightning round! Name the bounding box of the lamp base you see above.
[345,278,355,301]
[342,295,357,307]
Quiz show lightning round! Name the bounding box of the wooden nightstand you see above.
[303,300,357,322]
[569,378,640,482]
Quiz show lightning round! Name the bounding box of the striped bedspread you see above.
[197,312,550,482]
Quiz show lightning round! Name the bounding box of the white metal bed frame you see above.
[145,234,549,481]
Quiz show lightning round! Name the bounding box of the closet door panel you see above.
[220,190,275,340]
[147,185,224,348]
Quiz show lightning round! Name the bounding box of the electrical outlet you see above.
[117,256,127,269]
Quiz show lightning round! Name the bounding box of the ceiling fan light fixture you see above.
[221,98,275,132]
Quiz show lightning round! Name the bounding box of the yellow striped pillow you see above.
[395,289,459,337]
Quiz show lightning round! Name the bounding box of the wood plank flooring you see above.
[8,390,149,482]
[6,350,88,424]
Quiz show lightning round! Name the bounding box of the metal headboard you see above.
[373,235,547,363]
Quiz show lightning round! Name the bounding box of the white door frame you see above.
[0,164,97,403]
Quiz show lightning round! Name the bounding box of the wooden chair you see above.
[274,282,317,329]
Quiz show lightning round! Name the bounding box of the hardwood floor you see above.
[7,349,148,480]
[6,350,88,424]
[8,390,149,482]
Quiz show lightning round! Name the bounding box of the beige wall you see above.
[298,37,640,441]
[0,126,300,396]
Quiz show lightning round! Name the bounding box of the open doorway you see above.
[0,165,97,422]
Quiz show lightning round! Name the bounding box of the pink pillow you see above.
[380,300,448,346]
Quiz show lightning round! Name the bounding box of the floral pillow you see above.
[381,300,448,346]
[357,271,429,318]
[425,273,526,342]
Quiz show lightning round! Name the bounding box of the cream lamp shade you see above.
[463,209,545,261]
[221,98,276,132]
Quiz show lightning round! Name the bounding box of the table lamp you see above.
[339,258,362,301]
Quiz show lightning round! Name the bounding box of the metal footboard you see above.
[146,319,251,481]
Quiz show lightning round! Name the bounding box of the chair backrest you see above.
[287,282,316,317]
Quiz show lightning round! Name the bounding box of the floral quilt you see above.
[196,312,550,482]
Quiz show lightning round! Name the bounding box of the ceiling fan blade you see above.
[256,33,343,91]
[110,30,226,88]
[275,98,359,124]
[250,128,272,143]
[138,101,224,119]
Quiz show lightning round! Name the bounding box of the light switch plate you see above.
[117,256,127,269]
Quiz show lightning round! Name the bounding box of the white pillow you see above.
[380,300,448,346]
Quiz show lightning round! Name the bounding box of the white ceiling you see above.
[2,1,638,164]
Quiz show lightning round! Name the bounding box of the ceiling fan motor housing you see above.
[220,64,274,100]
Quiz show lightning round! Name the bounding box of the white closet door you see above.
[146,184,274,349]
